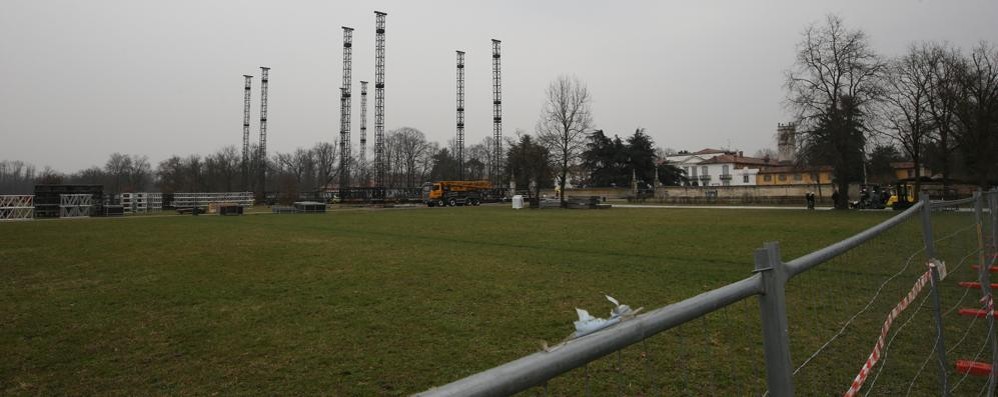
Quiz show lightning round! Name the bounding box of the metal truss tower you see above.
[340,26,354,188]
[241,74,253,191]
[456,51,466,180]
[258,66,270,199]
[491,39,502,185]
[359,80,369,185]
[374,11,387,188]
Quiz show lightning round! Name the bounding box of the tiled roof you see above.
[692,148,729,155]
[699,154,780,166]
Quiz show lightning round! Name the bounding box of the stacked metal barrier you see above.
[121,192,163,214]
[0,195,34,221]
[170,192,253,208]
[59,194,92,218]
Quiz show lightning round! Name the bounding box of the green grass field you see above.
[1,206,990,395]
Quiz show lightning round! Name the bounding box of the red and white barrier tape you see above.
[843,270,932,397]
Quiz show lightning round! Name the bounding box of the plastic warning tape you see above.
[843,270,931,397]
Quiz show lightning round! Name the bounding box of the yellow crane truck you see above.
[422,180,492,207]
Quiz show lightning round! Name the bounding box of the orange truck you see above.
[422,180,492,207]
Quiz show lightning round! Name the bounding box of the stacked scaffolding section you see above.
[373,11,387,190]
[258,66,270,200]
[242,75,253,191]
[0,195,34,221]
[340,26,354,188]
[456,50,466,179]
[121,193,163,214]
[491,39,503,185]
[359,81,368,184]
[34,185,103,218]
[59,194,92,218]
[171,192,254,208]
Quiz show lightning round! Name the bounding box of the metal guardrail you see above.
[785,201,924,278]
[930,196,977,209]
[416,190,996,397]
[415,276,762,396]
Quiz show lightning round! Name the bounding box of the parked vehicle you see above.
[422,180,492,207]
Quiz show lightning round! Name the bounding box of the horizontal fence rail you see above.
[415,276,762,397]
[785,201,924,278]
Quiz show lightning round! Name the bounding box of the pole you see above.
[990,189,997,258]
[754,241,795,397]
[975,190,998,397]
[920,194,949,395]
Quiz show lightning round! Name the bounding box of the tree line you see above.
[789,15,998,208]
[0,128,502,196]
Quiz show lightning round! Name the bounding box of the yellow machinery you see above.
[422,180,492,207]
[887,182,916,209]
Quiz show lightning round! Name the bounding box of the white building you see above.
[665,149,779,187]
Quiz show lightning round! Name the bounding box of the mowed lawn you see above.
[0,206,982,395]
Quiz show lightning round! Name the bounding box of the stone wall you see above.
[653,185,835,205]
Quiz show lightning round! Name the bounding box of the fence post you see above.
[921,193,936,258]
[921,194,950,396]
[755,241,794,397]
[973,190,998,397]
[990,189,997,256]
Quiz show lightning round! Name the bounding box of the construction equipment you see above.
[422,180,492,207]
[887,182,915,210]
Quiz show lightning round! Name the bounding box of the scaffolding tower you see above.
[456,50,466,180]
[374,11,387,189]
[340,27,354,188]
[258,66,270,200]
[491,39,502,185]
[242,74,253,191]
[359,80,369,185]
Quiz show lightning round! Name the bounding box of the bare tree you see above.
[311,142,338,190]
[924,43,962,194]
[536,75,593,206]
[467,136,498,182]
[0,160,38,194]
[949,43,998,187]
[206,146,239,192]
[785,15,885,209]
[104,153,133,194]
[876,44,934,197]
[389,127,432,187]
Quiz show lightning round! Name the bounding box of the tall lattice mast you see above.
[491,40,502,185]
[258,66,270,199]
[359,81,369,185]
[374,11,387,188]
[242,74,253,191]
[456,51,466,180]
[340,26,354,188]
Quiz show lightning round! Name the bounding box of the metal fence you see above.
[416,189,998,396]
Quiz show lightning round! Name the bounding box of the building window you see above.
[779,174,787,181]
[907,169,914,178]
[683,166,689,176]
[764,175,772,182]
[701,166,708,176]
[743,174,749,183]
[794,173,803,181]
[722,165,729,175]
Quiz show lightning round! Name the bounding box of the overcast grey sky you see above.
[2,0,996,172]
